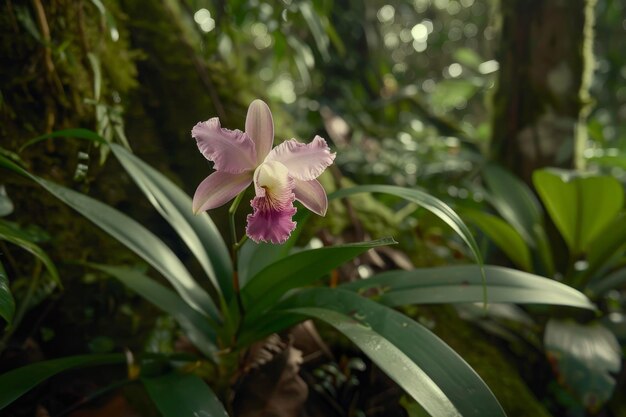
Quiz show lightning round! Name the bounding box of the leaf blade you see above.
[90,264,218,359]
[279,288,505,417]
[462,209,532,271]
[142,372,229,417]
[341,265,594,310]
[0,220,61,288]
[0,260,15,325]
[0,354,124,409]
[0,154,219,321]
[110,144,232,301]
[241,238,395,318]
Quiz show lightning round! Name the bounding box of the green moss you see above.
[420,305,554,417]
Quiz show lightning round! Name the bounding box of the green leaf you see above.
[579,213,626,283]
[341,265,594,310]
[0,260,15,325]
[483,164,554,275]
[586,267,626,296]
[110,144,232,302]
[89,264,218,359]
[0,185,14,217]
[241,238,395,319]
[279,288,506,417]
[19,128,106,151]
[87,52,102,101]
[329,185,483,266]
[328,185,487,298]
[462,209,532,271]
[545,319,621,410]
[291,307,460,416]
[430,79,478,110]
[142,372,229,417]
[0,155,219,322]
[483,164,542,246]
[453,48,483,69]
[0,220,61,288]
[533,169,624,254]
[298,2,330,62]
[0,354,124,409]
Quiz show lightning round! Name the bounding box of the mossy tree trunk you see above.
[490,0,596,184]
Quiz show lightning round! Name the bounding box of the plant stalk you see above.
[228,192,246,326]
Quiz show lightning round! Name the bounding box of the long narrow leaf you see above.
[0,155,219,322]
[90,264,218,359]
[142,372,229,417]
[328,185,483,267]
[0,220,61,288]
[19,128,106,151]
[586,267,626,296]
[0,354,124,409]
[279,288,506,417]
[241,238,395,318]
[0,260,14,324]
[328,185,487,302]
[341,265,594,310]
[110,144,232,301]
[290,307,460,417]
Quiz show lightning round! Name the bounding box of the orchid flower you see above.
[192,99,336,244]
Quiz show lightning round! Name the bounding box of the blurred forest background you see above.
[1,0,626,416]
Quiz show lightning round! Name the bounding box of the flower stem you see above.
[228,191,246,325]
[228,191,246,248]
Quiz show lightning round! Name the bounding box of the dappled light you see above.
[1,1,625,416]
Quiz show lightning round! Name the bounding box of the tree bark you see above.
[490,0,596,184]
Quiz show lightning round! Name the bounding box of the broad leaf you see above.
[462,209,532,271]
[0,220,61,287]
[279,288,506,417]
[142,372,229,417]
[0,260,14,324]
[110,144,232,301]
[0,155,219,322]
[0,354,124,409]
[533,169,623,255]
[341,265,594,310]
[241,238,395,319]
[545,320,621,411]
[90,264,218,359]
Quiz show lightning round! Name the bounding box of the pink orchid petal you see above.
[294,178,328,216]
[192,118,257,174]
[265,135,336,181]
[245,99,274,164]
[193,171,252,214]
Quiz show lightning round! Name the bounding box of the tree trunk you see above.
[490,0,596,184]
